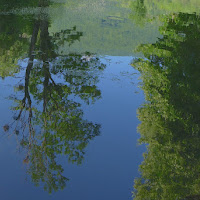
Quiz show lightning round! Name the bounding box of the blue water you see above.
[0,56,145,200]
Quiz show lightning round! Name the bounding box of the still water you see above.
[0,0,200,200]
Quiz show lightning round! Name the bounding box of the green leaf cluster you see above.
[133,13,200,200]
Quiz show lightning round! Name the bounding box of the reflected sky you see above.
[0,55,144,200]
[0,2,145,198]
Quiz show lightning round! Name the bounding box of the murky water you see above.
[0,0,200,200]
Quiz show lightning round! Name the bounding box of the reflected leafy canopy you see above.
[0,0,105,194]
[132,13,200,200]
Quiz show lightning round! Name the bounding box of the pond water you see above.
[0,0,200,200]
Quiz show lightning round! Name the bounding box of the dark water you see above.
[0,0,200,200]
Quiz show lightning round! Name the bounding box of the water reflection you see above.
[133,13,200,199]
[0,0,105,193]
[129,0,147,26]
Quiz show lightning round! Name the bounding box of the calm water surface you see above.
[0,0,200,200]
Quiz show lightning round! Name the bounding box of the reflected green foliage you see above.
[128,0,200,26]
[129,0,147,26]
[1,0,105,194]
[0,15,33,78]
[0,0,53,11]
[48,0,161,56]
[0,0,38,11]
[132,13,200,200]
[143,0,200,14]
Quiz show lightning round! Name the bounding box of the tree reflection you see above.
[129,0,147,26]
[133,13,200,200]
[1,0,105,193]
[0,14,32,78]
